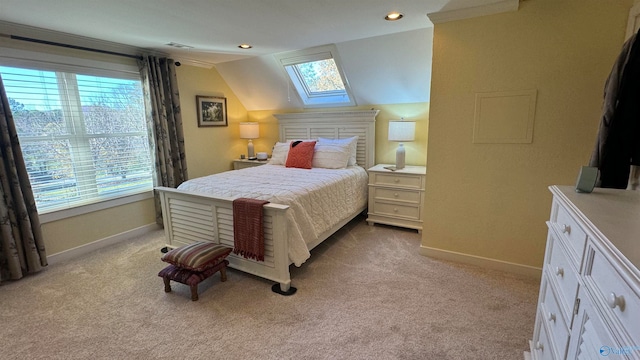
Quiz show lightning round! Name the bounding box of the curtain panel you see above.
[138,56,188,225]
[0,74,47,283]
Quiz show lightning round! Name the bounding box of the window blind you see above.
[0,65,153,213]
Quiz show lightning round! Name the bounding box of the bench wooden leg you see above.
[220,267,227,282]
[163,277,172,293]
[190,285,199,301]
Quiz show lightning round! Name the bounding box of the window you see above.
[0,65,153,214]
[276,45,356,108]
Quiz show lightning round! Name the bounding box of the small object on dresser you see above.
[575,166,598,193]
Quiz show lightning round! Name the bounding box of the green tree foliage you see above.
[297,59,345,93]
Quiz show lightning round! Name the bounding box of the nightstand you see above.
[233,159,267,170]
[366,164,426,233]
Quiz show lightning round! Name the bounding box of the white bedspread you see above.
[177,164,368,266]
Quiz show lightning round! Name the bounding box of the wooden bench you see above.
[158,242,232,301]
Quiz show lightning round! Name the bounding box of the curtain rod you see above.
[7,34,144,60]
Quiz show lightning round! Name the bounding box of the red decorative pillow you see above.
[161,242,232,272]
[285,141,316,169]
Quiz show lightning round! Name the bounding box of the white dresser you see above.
[527,185,640,360]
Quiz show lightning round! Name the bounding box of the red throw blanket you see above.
[232,198,270,262]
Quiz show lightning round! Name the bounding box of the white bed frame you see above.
[156,110,378,294]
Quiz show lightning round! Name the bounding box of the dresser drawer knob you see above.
[547,312,556,322]
[394,178,400,183]
[561,224,571,234]
[555,267,564,277]
[535,342,544,351]
[607,292,626,311]
[394,193,399,197]
[393,208,398,213]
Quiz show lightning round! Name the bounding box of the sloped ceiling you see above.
[0,0,516,110]
[216,28,433,110]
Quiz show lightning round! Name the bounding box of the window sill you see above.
[39,191,154,224]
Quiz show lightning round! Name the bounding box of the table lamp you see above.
[239,122,259,160]
[388,119,415,170]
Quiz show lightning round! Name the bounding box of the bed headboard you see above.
[273,110,379,170]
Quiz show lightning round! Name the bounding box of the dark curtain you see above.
[0,74,47,283]
[138,56,188,225]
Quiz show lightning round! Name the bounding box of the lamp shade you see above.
[388,120,415,142]
[239,122,259,139]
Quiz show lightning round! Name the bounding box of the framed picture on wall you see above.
[196,96,227,127]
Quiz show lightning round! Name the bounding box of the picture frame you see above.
[196,96,227,127]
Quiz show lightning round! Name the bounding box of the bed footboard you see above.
[155,187,293,293]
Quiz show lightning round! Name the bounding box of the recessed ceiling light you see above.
[238,44,253,49]
[385,12,404,21]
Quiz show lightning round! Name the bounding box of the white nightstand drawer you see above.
[370,173,423,189]
[370,201,420,220]
[546,227,580,321]
[551,202,587,266]
[371,188,421,204]
[586,244,640,339]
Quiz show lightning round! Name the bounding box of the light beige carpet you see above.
[0,216,539,360]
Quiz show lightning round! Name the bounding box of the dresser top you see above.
[551,185,640,270]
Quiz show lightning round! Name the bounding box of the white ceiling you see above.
[0,0,505,65]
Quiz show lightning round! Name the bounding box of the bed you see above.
[156,110,378,294]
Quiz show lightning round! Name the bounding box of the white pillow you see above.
[317,136,359,166]
[269,142,290,165]
[268,139,316,165]
[312,143,350,169]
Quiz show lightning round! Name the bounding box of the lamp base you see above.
[395,143,406,170]
[247,140,255,159]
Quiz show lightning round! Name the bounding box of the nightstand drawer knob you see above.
[394,193,399,197]
[555,267,564,277]
[535,342,544,351]
[393,208,398,213]
[547,312,556,322]
[607,292,625,311]
[561,224,570,234]
[394,178,400,183]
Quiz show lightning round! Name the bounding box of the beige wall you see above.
[175,65,249,178]
[43,199,155,255]
[422,0,632,269]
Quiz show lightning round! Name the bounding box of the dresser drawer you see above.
[585,244,640,340]
[370,201,420,220]
[551,202,587,265]
[532,307,558,360]
[370,173,423,189]
[371,187,421,204]
[546,228,580,322]
[541,279,570,359]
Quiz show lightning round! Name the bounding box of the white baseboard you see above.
[47,223,160,265]
[420,245,542,279]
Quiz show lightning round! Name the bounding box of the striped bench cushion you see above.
[161,242,232,272]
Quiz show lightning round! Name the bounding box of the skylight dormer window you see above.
[276,45,356,108]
